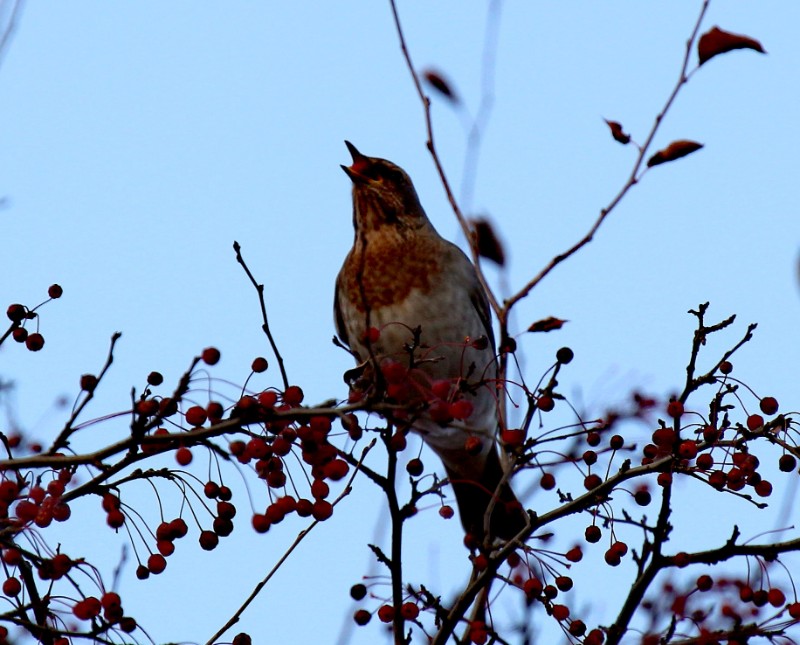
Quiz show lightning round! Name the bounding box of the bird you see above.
[334,141,526,541]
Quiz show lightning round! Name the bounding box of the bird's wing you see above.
[469,268,495,353]
[333,271,350,349]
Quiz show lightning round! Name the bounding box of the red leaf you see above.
[471,218,505,266]
[698,26,765,66]
[604,119,630,145]
[422,69,458,103]
[527,317,568,333]
[646,140,703,168]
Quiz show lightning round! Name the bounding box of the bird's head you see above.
[342,141,429,232]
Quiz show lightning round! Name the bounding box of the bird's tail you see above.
[445,447,527,541]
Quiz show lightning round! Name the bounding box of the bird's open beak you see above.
[341,140,370,182]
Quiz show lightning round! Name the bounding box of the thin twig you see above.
[503,0,712,314]
[233,241,290,390]
[48,332,122,454]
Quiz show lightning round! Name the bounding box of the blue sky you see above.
[1,2,799,643]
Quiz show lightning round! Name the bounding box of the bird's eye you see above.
[382,168,405,185]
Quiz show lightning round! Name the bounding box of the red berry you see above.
[12,327,27,342]
[540,473,556,490]
[389,431,407,452]
[295,498,313,517]
[6,304,26,323]
[696,453,714,470]
[634,488,651,506]
[251,357,269,373]
[73,596,102,620]
[311,480,329,500]
[584,474,602,490]
[609,434,624,450]
[0,480,20,503]
[406,458,424,477]
[25,333,45,351]
[185,406,207,426]
[779,454,797,473]
[719,360,733,374]
[324,459,349,481]
[147,371,164,386]
[678,440,698,460]
[473,554,488,571]
[175,446,193,466]
[157,540,174,557]
[565,546,583,563]
[353,609,371,626]
[523,577,543,598]
[439,505,454,520]
[312,500,333,521]
[107,509,125,529]
[537,395,554,412]
[377,604,394,623]
[101,592,122,611]
[759,396,779,415]
[788,602,800,619]
[199,530,219,551]
[500,428,525,447]
[551,604,570,621]
[283,385,304,407]
[767,588,786,607]
[449,399,474,420]
[363,327,380,344]
[218,485,232,501]
[568,620,586,637]
[464,436,484,454]
[169,517,188,538]
[79,374,98,393]
[2,577,21,597]
[252,513,270,533]
[604,549,621,567]
[666,400,684,418]
[147,553,167,574]
[400,602,419,620]
[217,501,237,520]
[556,347,574,364]
[204,481,220,498]
[585,525,602,543]
[696,575,713,591]
[755,480,773,497]
[555,576,573,591]
[746,414,764,431]
[431,379,452,399]
[201,347,221,365]
[47,284,63,299]
[2,548,22,566]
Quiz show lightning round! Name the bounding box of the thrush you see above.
[334,141,526,540]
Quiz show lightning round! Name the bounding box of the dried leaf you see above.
[527,317,568,333]
[647,140,704,168]
[471,218,505,266]
[423,69,458,103]
[604,119,631,145]
[698,26,766,66]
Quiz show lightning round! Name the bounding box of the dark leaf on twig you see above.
[423,68,459,103]
[604,119,631,145]
[698,26,765,66]
[527,316,568,333]
[471,218,505,266]
[647,140,704,168]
